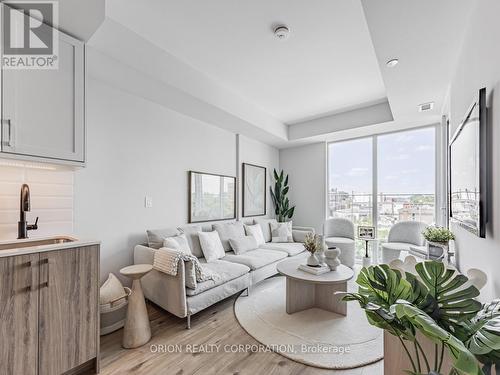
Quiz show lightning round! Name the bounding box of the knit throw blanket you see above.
[153,247,219,282]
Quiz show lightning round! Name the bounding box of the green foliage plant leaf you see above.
[415,261,482,334]
[465,300,500,367]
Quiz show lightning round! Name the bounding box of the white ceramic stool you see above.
[120,264,153,348]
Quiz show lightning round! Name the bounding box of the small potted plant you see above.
[304,233,322,267]
[422,226,455,260]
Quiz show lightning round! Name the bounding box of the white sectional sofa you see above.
[134,218,313,328]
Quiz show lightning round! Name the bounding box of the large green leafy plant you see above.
[343,261,500,375]
[270,169,295,222]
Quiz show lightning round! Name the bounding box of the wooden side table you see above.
[120,264,153,348]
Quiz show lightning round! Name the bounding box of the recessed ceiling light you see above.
[418,102,435,112]
[386,58,399,68]
[274,26,290,40]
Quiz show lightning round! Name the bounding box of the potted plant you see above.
[422,226,455,260]
[342,261,500,375]
[303,233,321,267]
[270,169,295,222]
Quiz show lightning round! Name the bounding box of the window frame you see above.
[326,124,439,238]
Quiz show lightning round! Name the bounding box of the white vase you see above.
[324,247,341,271]
[306,254,320,267]
[316,247,326,265]
[362,257,372,268]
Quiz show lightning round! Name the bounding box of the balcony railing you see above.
[328,192,435,259]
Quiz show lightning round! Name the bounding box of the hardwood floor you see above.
[95,295,383,375]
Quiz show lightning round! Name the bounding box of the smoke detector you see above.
[274,25,290,40]
[418,102,435,112]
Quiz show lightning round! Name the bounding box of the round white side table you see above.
[120,264,153,348]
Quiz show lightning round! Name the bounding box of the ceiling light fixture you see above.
[274,25,290,40]
[386,58,399,67]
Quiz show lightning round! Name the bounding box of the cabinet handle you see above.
[41,258,50,288]
[25,260,34,291]
[1,119,13,148]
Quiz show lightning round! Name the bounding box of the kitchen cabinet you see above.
[0,253,40,375]
[0,244,100,375]
[0,4,85,165]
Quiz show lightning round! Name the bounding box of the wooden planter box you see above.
[384,332,496,375]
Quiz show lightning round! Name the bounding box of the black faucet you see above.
[18,184,38,239]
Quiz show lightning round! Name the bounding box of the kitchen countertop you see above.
[0,235,101,258]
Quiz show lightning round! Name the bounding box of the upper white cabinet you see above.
[1,5,85,165]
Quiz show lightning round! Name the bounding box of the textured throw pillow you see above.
[244,224,265,246]
[198,231,226,262]
[163,234,192,255]
[270,221,293,243]
[229,236,258,255]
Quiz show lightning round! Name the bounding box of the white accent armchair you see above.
[381,221,427,264]
[323,218,356,269]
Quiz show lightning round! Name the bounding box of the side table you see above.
[360,238,379,267]
[120,264,153,348]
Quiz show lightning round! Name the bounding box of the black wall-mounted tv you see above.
[449,87,487,238]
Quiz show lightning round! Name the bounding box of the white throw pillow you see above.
[163,234,192,255]
[244,224,265,246]
[270,221,293,243]
[229,236,258,255]
[198,231,226,262]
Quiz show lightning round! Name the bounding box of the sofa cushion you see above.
[213,222,246,251]
[382,242,413,252]
[270,221,293,243]
[178,225,203,257]
[254,218,278,243]
[325,236,355,246]
[229,236,258,255]
[146,227,180,249]
[259,242,305,256]
[222,249,287,270]
[185,260,250,296]
[244,223,265,246]
[198,231,225,262]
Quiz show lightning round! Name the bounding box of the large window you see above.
[328,127,436,257]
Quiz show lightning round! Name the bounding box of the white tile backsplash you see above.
[0,165,74,240]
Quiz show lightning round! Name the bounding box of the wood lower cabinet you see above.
[0,245,99,375]
[39,246,99,375]
[0,253,40,375]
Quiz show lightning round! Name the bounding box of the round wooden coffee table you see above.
[277,258,354,315]
[120,264,153,348]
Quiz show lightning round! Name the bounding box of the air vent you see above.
[418,102,435,112]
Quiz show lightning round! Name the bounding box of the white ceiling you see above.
[361,0,477,122]
[106,0,387,124]
[99,0,478,147]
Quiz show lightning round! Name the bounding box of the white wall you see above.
[446,0,500,301]
[279,143,326,233]
[74,75,279,281]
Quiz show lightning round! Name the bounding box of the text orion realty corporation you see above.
[1,1,59,69]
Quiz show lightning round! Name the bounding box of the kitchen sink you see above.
[0,237,76,251]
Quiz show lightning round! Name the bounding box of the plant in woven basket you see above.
[422,226,455,244]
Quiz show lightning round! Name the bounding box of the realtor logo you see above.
[2,1,58,69]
